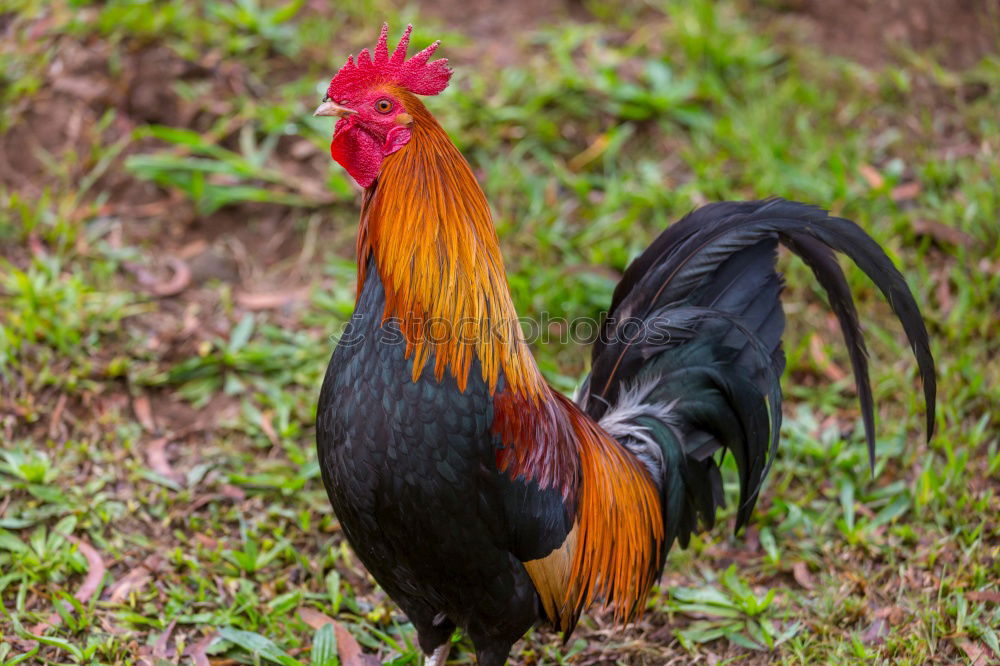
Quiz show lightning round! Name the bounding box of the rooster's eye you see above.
[375,98,393,114]
[322,94,330,103]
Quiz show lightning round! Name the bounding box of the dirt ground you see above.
[795,0,999,69]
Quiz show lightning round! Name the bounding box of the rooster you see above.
[314,25,935,666]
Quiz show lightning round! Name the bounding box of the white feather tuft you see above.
[592,374,678,487]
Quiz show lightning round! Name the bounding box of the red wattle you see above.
[330,126,383,188]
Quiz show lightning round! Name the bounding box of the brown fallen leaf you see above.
[912,219,975,248]
[297,606,337,630]
[48,393,68,439]
[183,631,217,666]
[28,233,47,258]
[966,590,1000,604]
[220,484,246,501]
[890,181,921,201]
[120,199,176,219]
[178,239,209,260]
[104,554,163,604]
[235,287,309,311]
[29,537,107,635]
[297,608,379,666]
[152,619,177,659]
[957,638,994,665]
[860,616,888,644]
[289,139,321,160]
[106,561,154,604]
[193,533,219,551]
[27,14,56,39]
[124,257,192,297]
[147,437,183,484]
[936,271,954,315]
[52,75,109,103]
[135,647,155,666]
[809,334,847,382]
[98,615,128,636]
[334,621,373,666]
[568,133,610,172]
[259,411,279,446]
[792,561,815,590]
[152,257,192,297]
[874,605,905,625]
[859,164,884,189]
[133,394,156,433]
[66,537,106,604]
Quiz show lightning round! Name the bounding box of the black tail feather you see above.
[781,232,876,469]
[581,198,936,557]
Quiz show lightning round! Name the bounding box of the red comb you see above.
[327,24,452,99]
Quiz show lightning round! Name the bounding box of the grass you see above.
[1,0,998,663]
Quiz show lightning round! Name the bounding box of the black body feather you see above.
[316,261,571,666]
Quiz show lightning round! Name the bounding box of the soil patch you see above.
[790,0,999,69]
[420,0,592,65]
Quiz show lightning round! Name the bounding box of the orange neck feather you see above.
[356,90,544,399]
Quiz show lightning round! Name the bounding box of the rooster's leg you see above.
[425,643,450,666]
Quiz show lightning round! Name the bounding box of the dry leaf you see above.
[235,288,308,311]
[334,621,370,666]
[861,616,888,644]
[966,590,1000,604]
[297,606,337,630]
[147,437,183,484]
[48,393,68,439]
[874,605,905,625]
[809,334,847,381]
[125,257,192,297]
[220,484,246,501]
[936,270,954,315]
[290,139,320,160]
[890,181,921,201]
[568,133,610,172]
[152,257,192,297]
[912,219,975,248]
[107,561,155,604]
[859,164,884,188]
[259,411,279,446]
[30,537,107,634]
[193,533,219,551]
[957,639,994,665]
[152,619,177,659]
[52,75,108,102]
[28,233,47,258]
[178,239,209,259]
[792,561,815,590]
[133,394,156,432]
[68,537,106,604]
[296,609,376,666]
[183,631,217,666]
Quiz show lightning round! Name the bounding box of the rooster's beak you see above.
[314,101,356,117]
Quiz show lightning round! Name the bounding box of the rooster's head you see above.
[316,24,452,187]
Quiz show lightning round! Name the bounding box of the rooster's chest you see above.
[315,270,497,557]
